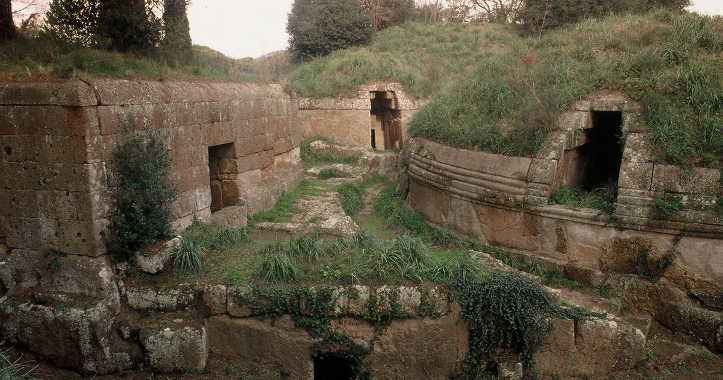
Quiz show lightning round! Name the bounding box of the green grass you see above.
[0,37,258,82]
[338,181,366,217]
[318,167,351,179]
[652,193,684,220]
[549,185,617,214]
[292,11,722,167]
[250,179,326,223]
[300,137,362,167]
[0,350,35,380]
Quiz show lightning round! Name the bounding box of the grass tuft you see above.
[172,239,204,273]
[259,253,300,283]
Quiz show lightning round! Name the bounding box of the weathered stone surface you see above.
[206,315,315,379]
[0,300,131,374]
[209,205,248,229]
[140,325,208,373]
[367,306,468,379]
[126,285,195,311]
[651,165,720,195]
[134,237,180,275]
[202,284,227,315]
[0,81,98,106]
[227,285,253,317]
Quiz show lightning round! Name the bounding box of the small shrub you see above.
[652,193,683,220]
[549,184,616,214]
[108,129,178,262]
[714,198,723,219]
[338,181,366,217]
[259,253,300,283]
[172,239,204,273]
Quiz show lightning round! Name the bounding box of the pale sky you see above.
[11,0,723,59]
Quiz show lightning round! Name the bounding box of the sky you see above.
[10,0,723,59]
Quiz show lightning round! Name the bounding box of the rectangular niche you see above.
[208,143,238,213]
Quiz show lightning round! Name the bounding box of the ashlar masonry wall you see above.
[0,79,303,258]
[297,83,422,149]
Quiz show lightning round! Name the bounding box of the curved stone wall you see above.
[406,136,722,350]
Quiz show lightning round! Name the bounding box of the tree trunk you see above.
[0,0,16,41]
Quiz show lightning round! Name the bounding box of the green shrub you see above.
[45,0,102,46]
[287,0,373,62]
[338,181,366,217]
[108,129,178,262]
[259,253,300,283]
[451,271,599,376]
[652,193,683,219]
[715,198,723,219]
[172,239,204,273]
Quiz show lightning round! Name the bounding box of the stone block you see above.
[209,206,248,229]
[651,165,720,195]
[126,285,195,311]
[558,111,590,131]
[0,81,97,106]
[618,160,653,191]
[227,285,253,317]
[140,325,208,373]
[202,284,228,315]
[134,237,180,275]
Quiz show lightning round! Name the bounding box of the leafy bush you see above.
[45,0,102,46]
[652,193,683,220]
[287,0,373,62]
[451,271,599,376]
[520,0,690,33]
[338,181,366,217]
[172,239,204,273]
[108,129,178,261]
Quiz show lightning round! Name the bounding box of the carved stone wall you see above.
[0,79,303,258]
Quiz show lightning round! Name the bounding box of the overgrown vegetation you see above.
[300,137,362,167]
[108,128,178,262]
[338,181,366,217]
[292,11,722,167]
[451,272,600,377]
[549,184,617,214]
[172,239,205,273]
[318,167,351,179]
[652,192,683,219]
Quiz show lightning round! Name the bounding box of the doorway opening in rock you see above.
[314,353,357,380]
[208,143,238,213]
[370,91,402,151]
[563,111,624,193]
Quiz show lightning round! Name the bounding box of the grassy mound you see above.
[0,38,258,82]
[291,11,721,167]
[411,10,722,166]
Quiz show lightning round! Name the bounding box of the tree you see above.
[161,0,192,61]
[471,0,524,23]
[98,0,161,52]
[520,0,691,33]
[0,0,16,41]
[287,0,373,62]
[361,0,415,31]
[45,0,102,46]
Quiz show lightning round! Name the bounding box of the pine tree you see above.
[161,0,192,62]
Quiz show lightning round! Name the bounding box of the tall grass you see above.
[0,350,36,380]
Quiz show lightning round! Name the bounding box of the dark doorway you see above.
[208,143,236,212]
[314,353,356,380]
[370,92,402,150]
[563,111,624,191]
